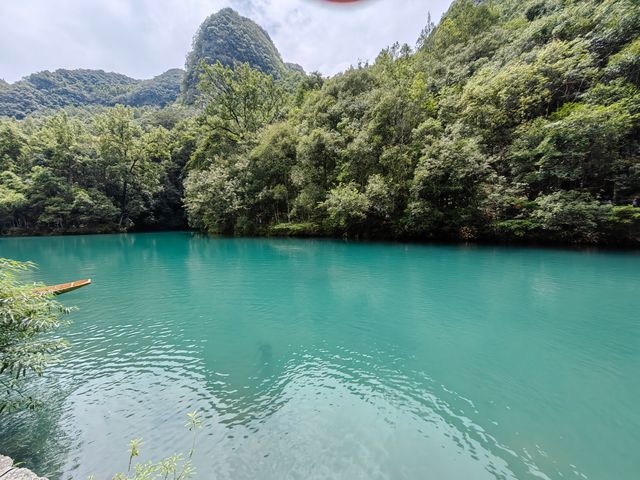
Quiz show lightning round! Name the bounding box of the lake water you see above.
[0,232,639,480]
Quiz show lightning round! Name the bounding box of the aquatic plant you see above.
[96,411,203,480]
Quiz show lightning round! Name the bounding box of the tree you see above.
[32,113,86,186]
[408,132,492,236]
[248,122,298,223]
[0,120,26,172]
[95,106,161,227]
[322,183,370,234]
[1,0,640,245]
[0,172,27,230]
[71,188,119,228]
[183,163,246,234]
[197,61,287,148]
[365,174,394,221]
[25,166,72,230]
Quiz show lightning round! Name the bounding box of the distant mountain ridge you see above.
[0,68,183,119]
[0,7,301,117]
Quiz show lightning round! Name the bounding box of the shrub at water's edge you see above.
[0,259,70,413]
[268,222,321,237]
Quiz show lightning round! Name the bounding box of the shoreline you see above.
[2,228,639,253]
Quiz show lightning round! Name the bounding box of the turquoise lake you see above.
[1,232,639,479]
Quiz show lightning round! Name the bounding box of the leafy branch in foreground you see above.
[95,411,203,480]
[0,258,71,413]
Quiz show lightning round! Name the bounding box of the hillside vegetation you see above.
[0,69,183,119]
[1,1,639,245]
[182,7,287,102]
[182,0,640,244]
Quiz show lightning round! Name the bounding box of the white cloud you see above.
[0,0,452,83]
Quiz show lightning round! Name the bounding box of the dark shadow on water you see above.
[0,389,73,479]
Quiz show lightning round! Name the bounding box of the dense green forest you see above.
[1,0,639,245]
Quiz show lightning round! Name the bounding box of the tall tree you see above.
[95,106,160,227]
[197,61,287,149]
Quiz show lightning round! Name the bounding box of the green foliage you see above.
[99,411,202,480]
[0,106,188,234]
[422,0,499,52]
[3,0,640,245]
[409,132,492,235]
[95,106,163,227]
[322,183,371,234]
[0,120,26,170]
[182,8,285,102]
[268,222,319,237]
[532,191,615,243]
[115,69,184,108]
[184,163,246,234]
[605,38,640,84]
[197,61,287,149]
[0,259,70,413]
[180,0,640,245]
[511,98,638,191]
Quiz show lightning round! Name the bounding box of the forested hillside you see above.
[0,69,183,119]
[1,1,639,245]
[181,0,640,244]
[182,8,287,102]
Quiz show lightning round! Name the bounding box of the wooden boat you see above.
[34,279,92,295]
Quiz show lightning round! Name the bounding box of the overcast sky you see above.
[0,0,453,83]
